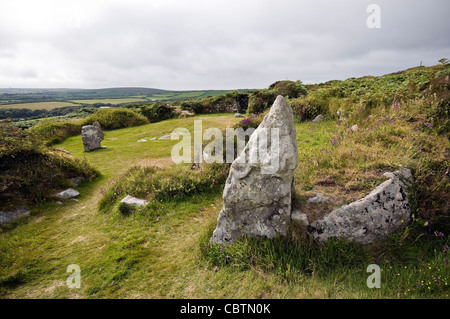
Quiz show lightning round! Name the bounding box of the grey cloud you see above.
[0,0,449,89]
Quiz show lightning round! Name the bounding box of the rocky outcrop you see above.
[310,168,413,244]
[211,95,298,244]
[82,122,104,151]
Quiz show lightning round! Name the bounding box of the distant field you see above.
[69,97,150,105]
[0,101,78,110]
[149,90,239,101]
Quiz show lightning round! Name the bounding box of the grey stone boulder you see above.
[67,177,84,187]
[310,168,413,244]
[54,188,80,199]
[0,206,30,224]
[234,113,245,118]
[179,110,194,118]
[120,195,149,207]
[82,123,104,151]
[211,95,298,244]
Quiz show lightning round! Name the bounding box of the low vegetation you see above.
[0,121,98,209]
[29,108,149,145]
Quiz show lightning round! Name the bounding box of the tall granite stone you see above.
[82,122,104,151]
[211,95,298,244]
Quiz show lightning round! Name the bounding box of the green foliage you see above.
[139,102,175,123]
[289,92,329,122]
[269,80,307,98]
[0,121,98,206]
[248,89,277,114]
[438,58,449,65]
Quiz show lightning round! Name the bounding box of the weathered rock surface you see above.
[82,122,104,151]
[54,188,80,199]
[234,113,245,118]
[291,209,309,226]
[120,195,149,207]
[312,114,324,123]
[211,95,298,244]
[67,177,84,187]
[0,206,30,224]
[310,168,413,244]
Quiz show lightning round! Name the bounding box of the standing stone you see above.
[211,95,298,244]
[82,122,104,151]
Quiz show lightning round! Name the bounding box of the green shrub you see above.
[29,108,149,145]
[29,120,82,145]
[269,80,307,98]
[248,89,277,114]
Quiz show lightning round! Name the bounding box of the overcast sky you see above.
[0,0,449,90]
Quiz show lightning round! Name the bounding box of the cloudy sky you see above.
[0,0,449,90]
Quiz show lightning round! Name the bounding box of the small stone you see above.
[137,139,147,143]
[0,206,30,224]
[307,193,329,203]
[54,188,80,199]
[54,148,71,155]
[120,195,149,207]
[158,135,171,140]
[312,114,324,123]
[234,113,245,118]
